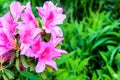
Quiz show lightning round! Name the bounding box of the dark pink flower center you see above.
[41,47,50,59]
[27,14,34,21]
[45,11,54,27]
[22,30,31,43]
[32,40,40,53]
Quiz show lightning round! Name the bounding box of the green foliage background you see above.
[1,0,120,80]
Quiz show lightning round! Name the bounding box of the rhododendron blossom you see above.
[21,2,36,24]
[0,1,67,73]
[36,1,66,37]
[10,2,25,21]
[17,21,41,55]
[0,29,15,56]
[0,12,17,36]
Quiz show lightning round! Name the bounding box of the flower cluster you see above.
[0,1,67,73]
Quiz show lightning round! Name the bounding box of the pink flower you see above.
[0,28,15,57]
[0,1,67,73]
[50,31,64,47]
[35,42,67,73]
[1,50,15,61]
[0,12,17,36]
[36,1,66,37]
[17,22,41,44]
[1,1,25,36]
[20,28,67,72]
[22,31,67,73]
[21,2,35,23]
[21,2,40,28]
[23,36,41,58]
[0,1,25,58]
[17,21,41,55]
[10,2,25,21]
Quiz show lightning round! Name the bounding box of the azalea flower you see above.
[22,35,41,58]
[21,2,36,23]
[50,31,64,47]
[36,1,66,37]
[0,1,25,71]
[0,2,24,57]
[0,2,25,36]
[23,33,67,72]
[0,1,67,73]
[10,2,25,21]
[0,12,17,36]
[0,28,15,57]
[35,42,67,73]
[17,21,41,55]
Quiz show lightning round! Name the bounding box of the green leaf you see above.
[87,33,97,43]
[115,53,120,64]
[4,69,14,79]
[99,51,108,64]
[9,54,15,65]
[107,65,120,79]
[56,69,69,80]
[29,63,36,71]
[78,57,91,72]
[2,73,9,80]
[16,50,19,58]
[41,72,47,80]
[107,46,115,51]
[20,71,39,80]
[96,70,103,79]
[70,37,77,49]
[92,38,109,50]
[102,74,111,80]
[109,48,117,65]
[56,50,75,66]
[20,56,29,68]
[105,32,120,38]
[70,58,81,73]
[15,58,20,71]
[0,71,2,79]
[92,72,97,80]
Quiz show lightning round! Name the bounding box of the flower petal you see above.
[55,49,67,54]
[35,60,46,73]
[45,60,58,70]
[1,12,13,28]
[10,2,25,21]
[52,26,63,37]
[20,43,30,55]
[53,14,66,25]
[21,2,36,23]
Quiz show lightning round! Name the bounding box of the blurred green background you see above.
[1,0,120,80]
